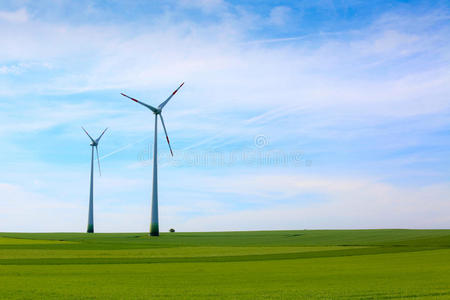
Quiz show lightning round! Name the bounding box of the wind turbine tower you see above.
[82,127,108,233]
[121,82,184,236]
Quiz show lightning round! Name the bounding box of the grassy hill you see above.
[1,230,449,299]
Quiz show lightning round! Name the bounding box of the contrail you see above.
[246,31,343,45]
[102,104,299,161]
[246,36,309,44]
[100,135,150,160]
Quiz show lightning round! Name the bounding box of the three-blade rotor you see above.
[82,127,108,176]
[120,82,184,157]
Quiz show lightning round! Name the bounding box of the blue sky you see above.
[1,0,450,232]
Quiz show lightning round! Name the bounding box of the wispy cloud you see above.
[0,8,28,23]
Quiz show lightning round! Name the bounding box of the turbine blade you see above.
[159,114,173,156]
[96,127,108,143]
[158,82,184,109]
[81,126,95,143]
[120,93,158,113]
[96,145,102,176]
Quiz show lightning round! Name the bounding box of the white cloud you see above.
[0,183,85,232]
[180,174,450,231]
[178,0,227,14]
[0,65,22,75]
[2,173,449,232]
[0,61,52,75]
[0,8,28,23]
[269,6,292,26]
[0,8,448,121]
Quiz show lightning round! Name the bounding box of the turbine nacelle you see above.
[82,127,108,176]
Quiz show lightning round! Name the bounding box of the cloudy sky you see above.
[1,0,449,232]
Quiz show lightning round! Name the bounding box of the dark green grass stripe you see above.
[2,230,450,248]
[347,290,450,299]
[0,243,173,250]
[0,246,441,266]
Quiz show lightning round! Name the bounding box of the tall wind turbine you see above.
[82,127,108,234]
[121,82,184,236]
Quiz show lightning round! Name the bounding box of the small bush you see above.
[169,228,175,233]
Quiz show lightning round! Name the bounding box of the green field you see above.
[0,230,449,299]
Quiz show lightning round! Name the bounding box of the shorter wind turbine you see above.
[82,127,108,233]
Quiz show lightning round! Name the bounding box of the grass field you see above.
[0,230,449,299]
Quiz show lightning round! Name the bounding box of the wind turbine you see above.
[121,82,184,236]
[82,127,108,234]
